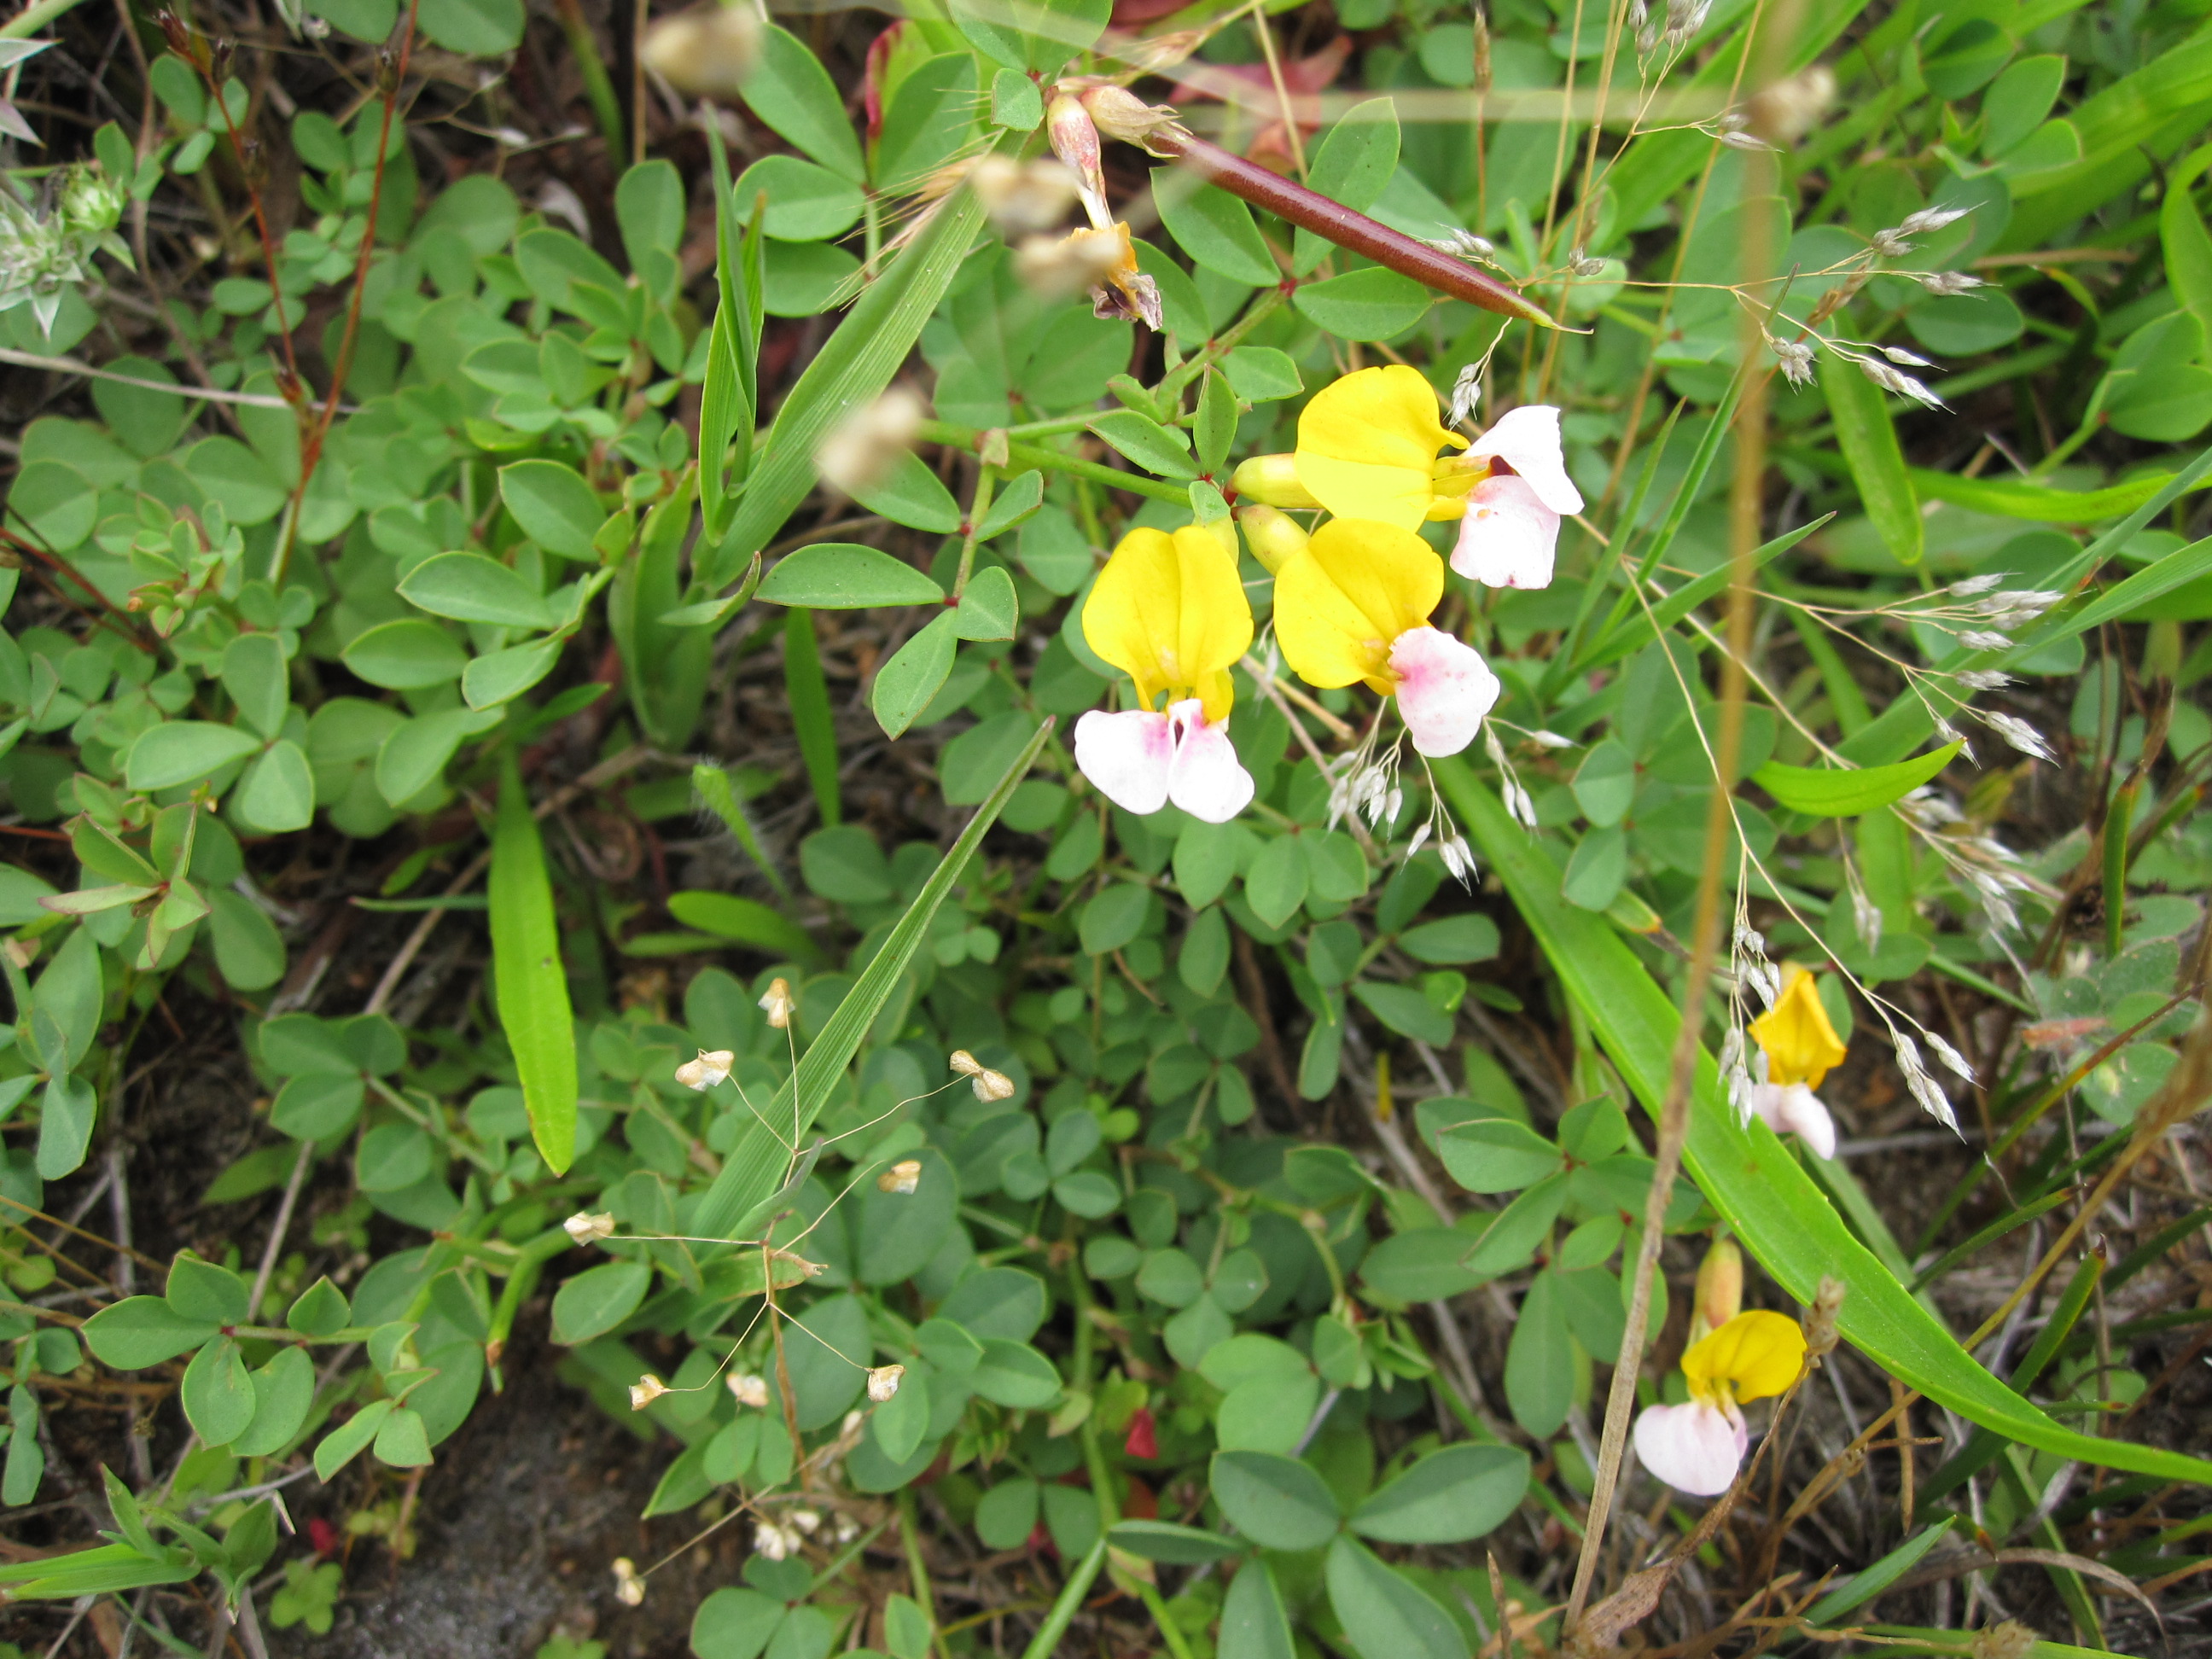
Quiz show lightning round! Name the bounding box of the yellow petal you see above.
[1748,966,1848,1089]
[1294,365,1464,532]
[1169,525,1253,688]
[1682,1310,1806,1405]
[1083,526,1179,708]
[1272,518,1442,694]
[1080,523,1252,713]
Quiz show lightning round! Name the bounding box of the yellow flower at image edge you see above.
[1272,518,1501,758]
[1074,523,1256,823]
[1633,1310,1807,1495]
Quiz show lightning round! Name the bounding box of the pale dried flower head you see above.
[753,1520,802,1561]
[759,975,796,1029]
[969,154,1080,238]
[867,1363,906,1402]
[877,1158,923,1195]
[1013,224,1126,301]
[638,5,760,98]
[950,1050,1016,1102]
[815,388,925,497]
[630,1374,668,1411]
[1987,711,2055,763]
[1805,1274,1847,1357]
[675,1048,734,1091]
[564,1210,616,1246]
[727,1371,769,1409]
[1746,63,1836,143]
[1970,1621,2038,1659]
[789,1508,822,1534]
[613,1556,646,1606]
[1921,270,1985,295]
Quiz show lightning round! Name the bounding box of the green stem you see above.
[1017,1536,1108,1659]
[917,419,1188,504]
[897,1487,954,1659]
[2104,779,2135,958]
[952,469,997,602]
[1138,1581,1198,1659]
[555,0,626,160]
[1154,287,1288,405]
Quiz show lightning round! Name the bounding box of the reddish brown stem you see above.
[1161,134,1557,329]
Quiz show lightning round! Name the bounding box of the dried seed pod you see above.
[674,1048,734,1091]
[759,976,796,1029]
[877,1159,923,1195]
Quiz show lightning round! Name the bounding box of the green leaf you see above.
[234,1346,315,1457]
[969,1338,1062,1407]
[1089,410,1198,480]
[1820,351,1920,567]
[1109,1521,1245,1563]
[0,1541,197,1600]
[1753,742,1960,817]
[499,459,604,561]
[125,721,262,791]
[1352,981,1453,1045]
[733,154,864,242]
[29,926,100,1077]
[341,620,467,690]
[1324,1536,1468,1659]
[991,66,1044,131]
[741,26,866,182]
[2164,144,2212,347]
[1436,1119,1562,1193]
[758,543,945,608]
[35,1072,95,1179]
[1396,913,1501,963]
[712,167,991,586]
[1906,467,2197,522]
[872,611,959,739]
[1220,1558,1297,1659]
[313,1399,393,1481]
[1209,1450,1341,1551]
[235,741,314,835]
[1153,170,1278,285]
[1292,268,1432,341]
[167,1252,250,1324]
[183,1336,257,1446]
[1504,1268,1574,1437]
[666,892,817,960]
[1350,1444,1528,1543]
[490,754,578,1173]
[691,1586,788,1659]
[81,1296,218,1369]
[875,53,983,192]
[688,719,1055,1240]
[953,566,1020,643]
[399,551,556,629]
[849,451,963,534]
[416,0,522,54]
[220,632,288,740]
[1439,760,2212,1487]
[373,1405,433,1468]
[783,609,842,824]
[463,637,565,711]
[550,1260,651,1344]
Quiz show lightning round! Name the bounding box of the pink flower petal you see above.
[1388,626,1500,758]
[1772,1083,1837,1160]
[1469,405,1584,516]
[1452,474,1561,591]
[1164,699,1255,823]
[1633,1400,1745,1496]
[1074,708,1173,814]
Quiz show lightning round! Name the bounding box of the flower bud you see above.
[1237,504,1310,574]
[759,976,795,1029]
[674,1048,734,1091]
[877,1158,923,1195]
[1046,92,1109,224]
[728,1371,769,1408]
[950,1050,1017,1102]
[816,387,924,497]
[1076,84,1190,156]
[564,1211,617,1246]
[867,1363,906,1402]
[1231,453,1320,510]
[629,1374,668,1410]
[1691,1237,1743,1344]
[639,3,760,98]
[613,1557,646,1605]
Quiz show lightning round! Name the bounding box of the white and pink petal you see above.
[1633,1399,1746,1496]
[1452,474,1560,591]
[1163,700,1255,824]
[1469,405,1585,517]
[1388,626,1501,758]
[1074,708,1173,815]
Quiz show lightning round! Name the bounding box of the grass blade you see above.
[1437,758,2212,1487]
[690,718,1057,1241]
[1820,351,1922,566]
[490,753,578,1174]
[784,608,841,827]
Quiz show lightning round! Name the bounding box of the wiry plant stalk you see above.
[1155,132,1558,328]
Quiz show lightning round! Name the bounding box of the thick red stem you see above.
[1162,134,1557,329]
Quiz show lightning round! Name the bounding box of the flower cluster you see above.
[1634,1242,1807,1496]
[1074,367,1580,829]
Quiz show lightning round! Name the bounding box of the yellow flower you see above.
[1081,524,1251,722]
[1681,1309,1805,1407]
[1272,519,1500,757]
[1633,1309,1807,1495]
[1749,966,1848,1090]
[1075,523,1257,823]
[1294,364,1470,531]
